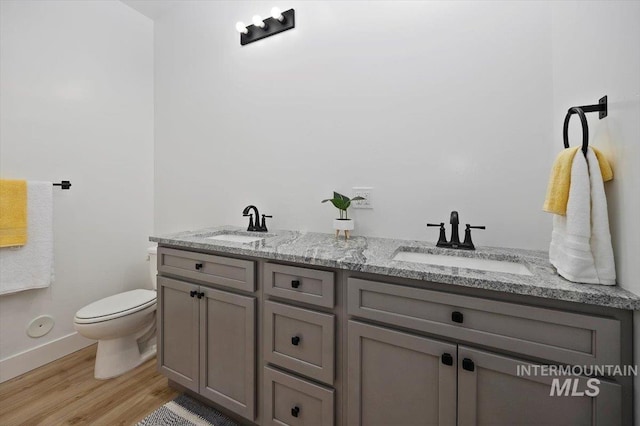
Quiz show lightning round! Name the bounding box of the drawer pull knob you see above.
[441,353,453,366]
[195,263,203,270]
[291,280,300,288]
[291,406,300,417]
[462,358,475,372]
[190,290,197,298]
[451,311,464,323]
[291,335,301,346]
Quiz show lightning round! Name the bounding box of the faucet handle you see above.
[259,214,272,232]
[462,224,485,250]
[243,213,256,231]
[427,223,448,246]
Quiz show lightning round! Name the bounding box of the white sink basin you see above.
[206,234,264,243]
[393,251,533,276]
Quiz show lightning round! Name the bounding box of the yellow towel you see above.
[0,179,28,247]
[543,147,613,215]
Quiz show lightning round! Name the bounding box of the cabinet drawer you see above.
[264,367,334,426]
[158,247,255,292]
[347,278,620,366]
[264,263,334,308]
[264,301,335,385]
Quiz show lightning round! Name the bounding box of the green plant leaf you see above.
[322,191,357,212]
[351,196,365,201]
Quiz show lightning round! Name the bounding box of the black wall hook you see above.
[563,96,608,156]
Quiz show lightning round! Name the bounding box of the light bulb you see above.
[252,15,266,28]
[235,21,248,34]
[271,7,285,22]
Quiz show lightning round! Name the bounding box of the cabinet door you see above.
[157,277,200,392]
[347,321,457,426]
[457,346,622,426]
[199,286,256,420]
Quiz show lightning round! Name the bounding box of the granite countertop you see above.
[150,226,640,311]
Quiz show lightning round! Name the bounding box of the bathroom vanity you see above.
[151,226,640,426]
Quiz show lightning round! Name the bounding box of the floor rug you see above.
[137,394,238,426]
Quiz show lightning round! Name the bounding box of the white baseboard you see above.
[0,332,94,383]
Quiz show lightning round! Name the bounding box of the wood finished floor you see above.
[0,344,179,425]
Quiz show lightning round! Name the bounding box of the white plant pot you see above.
[333,219,354,239]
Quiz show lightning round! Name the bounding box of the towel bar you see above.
[52,180,71,190]
[563,96,607,155]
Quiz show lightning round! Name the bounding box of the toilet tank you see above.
[148,245,158,290]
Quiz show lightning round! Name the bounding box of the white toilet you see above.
[74,246,158,379]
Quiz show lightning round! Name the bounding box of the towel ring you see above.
[563,107,589,156]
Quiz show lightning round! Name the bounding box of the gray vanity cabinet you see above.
[457,346,622,426]
[157,275,256,420]
[155,244,631,426]
[347,320,457,426]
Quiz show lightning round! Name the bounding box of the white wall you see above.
[550,0,640,415]
[0,0,153,380]
[154,0,555,250]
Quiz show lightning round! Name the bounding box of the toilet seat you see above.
[75,289,156,324]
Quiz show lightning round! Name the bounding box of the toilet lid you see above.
[75,289,156,323]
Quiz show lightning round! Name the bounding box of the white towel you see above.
[549,148,616,285]
[586,148,616,284]
[0,181,54,295]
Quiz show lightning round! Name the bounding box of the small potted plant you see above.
[321,191,365,240]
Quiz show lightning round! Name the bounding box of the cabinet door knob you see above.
[291,280,300,288]
[190,290,197,298]
[197,292,204,299]
[451,311,464,323]
[291,335,301,346]
[195,263,203,270]
[441,353,453,366]
[462,358,475,372]
[291,406,300,417]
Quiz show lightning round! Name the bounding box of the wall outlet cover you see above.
[352,187,373,209]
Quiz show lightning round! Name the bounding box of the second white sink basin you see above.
[393,251,533,276]
[206,234,265,243]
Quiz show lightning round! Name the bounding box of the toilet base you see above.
[94,321,157,379]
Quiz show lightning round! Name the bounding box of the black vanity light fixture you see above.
[235,7,295,46]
